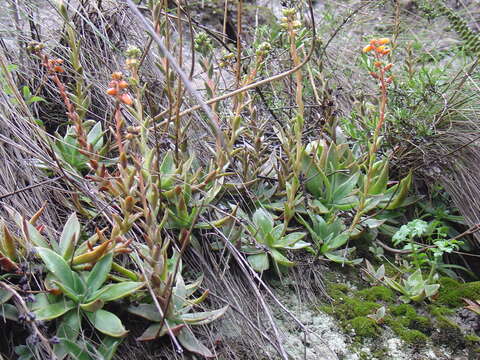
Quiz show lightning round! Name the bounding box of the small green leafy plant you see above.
[128,246,228,357]
[383,269,440,303]
[128,272,227,357]
[242,208,310,273]
[33,250,143,337]
[392,219,463,277]
[297,213,362,264]
[366,262,440,303]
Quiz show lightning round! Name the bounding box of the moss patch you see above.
[358,286,394,302]
[322,278,471,350]
[389,304,416,318]
[398,328,428,345]
[346,316,379,338]
[437,277,480,307]
[324,283,380,323]
[427,305,455,317]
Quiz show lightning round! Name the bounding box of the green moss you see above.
[347,316,379,338]
[327,283,351,300]
[385,316,427,344]
[334,298,380,322]
[427,305,455,317]
[389,304,433,334]
[358,286,394,302]
[318,305,335,316]
[325,282,380,322]
[437,277,480,307]
[398,329,428,345]
[389,304,416,318]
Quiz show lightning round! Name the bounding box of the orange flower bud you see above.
[363,45,374,53]
[378,38,390,45]
[384,63,393,71]
[376,45,386,53]
[120,93,133,105]
[374,61,382,68]
[53,65,64,73]
[370,39,377,46]
[118,80,129,89]
[111,72,123,80]
[106,88,118,96]
[369,71,379,79]
[381,48,391,55]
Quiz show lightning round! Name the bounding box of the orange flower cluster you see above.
[106,72,133,105]
[363,38,394,86]
[362,38,391,56]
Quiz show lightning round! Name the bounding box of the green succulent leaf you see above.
[80,298,104,312]
[34,301,75,321]
[0,288,13,304]
[59,212,81,261]
[98,336,123,360]
[177,327,213,358]
[283,240,311,250]
[386,171,412,210]
[322,233,349,252]
[270,224,284,241]
[270,249,294,267]
[57,309,81,339]
[173,275,187,308]
[247,253,269,272]
[407,269,424,284]
[179,306,228,325]
[252,208,274,236]
[137,321,184,341]
[86,121,104,151]
[1,303,19,321]
[331,173,359,204]
[86,309,128,337]
[88,281,144,303]
[159,151,175,188]
[128,303,161,322]
[274,232,306,248]
[23,219,50,249]
[58,339,94,360]
[35,247,76,291]
[86,252,113,294]
[137,323,162,341]
[52,279,80,303]
[425,284,440,298]
[309,199,329,214]
[54,310,82,359]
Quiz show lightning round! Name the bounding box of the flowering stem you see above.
[349,39,392,232]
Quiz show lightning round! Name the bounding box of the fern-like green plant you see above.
[430,1,480,54]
